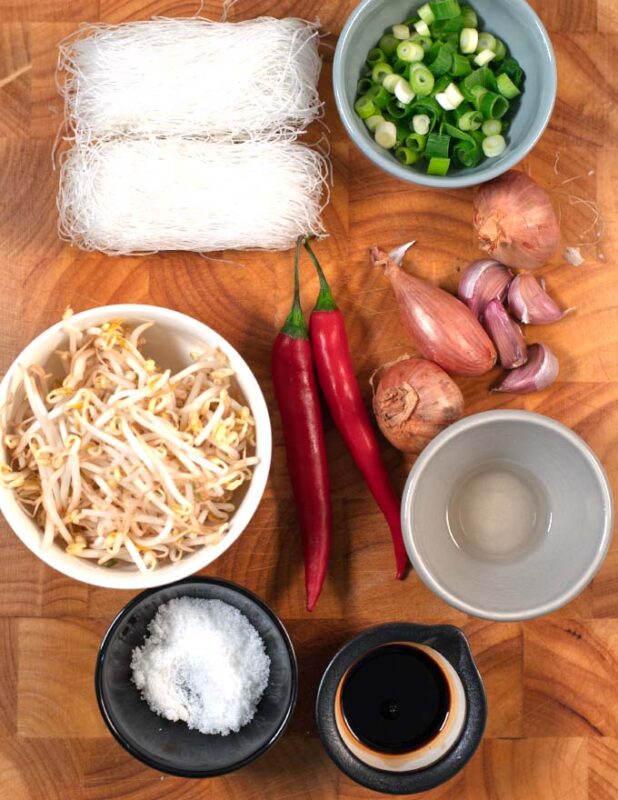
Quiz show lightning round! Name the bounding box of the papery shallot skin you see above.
[372,245,497,377]
[474,171,561,271]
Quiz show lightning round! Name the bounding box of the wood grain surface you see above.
[0,1,617,798]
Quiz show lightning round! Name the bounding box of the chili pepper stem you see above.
[282,237,309,339]
[303,238,338,312]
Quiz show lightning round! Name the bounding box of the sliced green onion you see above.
[394,78,415,105]
[395,146,420,165]
[375,120,397,149]
[482,134,506,157]
[428,44,453,76]
[444,82,465,108]
[426,132,450,158]
[418,3,436,25]
[372,62,394,83]
[383,73,403,93]
[453,137,482,167]
[431,15,466,35]
[405,132,427,151]
[460,27,478,54]
[430,0,461,21]
[482,118,502,136]
[493,39,507,61]
[458,109,483,130]
[414,20,431,37]
[412,114,431,134]
[412,33,434,53]
[367,48,386,67]
[498,57,525,87]
[396,40,425,62]
[355,95,377,119]
[410,96,441,129]
[479,91,509,119]
[379,34,399,57]
[474,49,496,67]
[386,97,413,119]
[497,72,521,99]
[366,84,391,110]
[451,53,472,77]
[357,77,373,96]
[477,33,497,52]
[392,23,411,40]
[435,91,456,111]
[365,114,385,132]
[427,157,451,175]
[476,66,498,91]
[470,85,488,110]
[392,58,412,78]
[409,65,435,96]
[460,5,478,27]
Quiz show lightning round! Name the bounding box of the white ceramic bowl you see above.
[0,304,272,590]
[402,411,613,621]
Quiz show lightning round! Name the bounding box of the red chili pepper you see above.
[304,239,409,579]
[272,239,332,611]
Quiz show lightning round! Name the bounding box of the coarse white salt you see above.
[131,597,270,735]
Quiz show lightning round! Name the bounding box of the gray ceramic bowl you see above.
[401,411,613,621]
[333,0,557,188]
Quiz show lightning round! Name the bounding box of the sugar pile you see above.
[131,597,270,735]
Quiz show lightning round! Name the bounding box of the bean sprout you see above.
[0,313,258,572]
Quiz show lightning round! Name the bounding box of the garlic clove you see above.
[482,299,527,369]
[458,259,513,318]
[508,272,571,325]
[493,343,559,394]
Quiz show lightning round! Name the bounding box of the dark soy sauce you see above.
[340,644,450,754]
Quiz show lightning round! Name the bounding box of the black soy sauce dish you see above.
[95,577,298,778]
[316,623,487,795]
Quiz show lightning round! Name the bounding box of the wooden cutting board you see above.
[0,1,616,798]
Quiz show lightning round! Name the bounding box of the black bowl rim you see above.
[95,576,298,778]
[315,622,487,794]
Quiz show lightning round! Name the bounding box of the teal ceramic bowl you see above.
[333,0,557,188]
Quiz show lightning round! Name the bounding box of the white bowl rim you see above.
[333,0,558,189]
[401,410,614,621]
[0,303,272,590]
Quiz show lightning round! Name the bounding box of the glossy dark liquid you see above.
[340,644,450,754]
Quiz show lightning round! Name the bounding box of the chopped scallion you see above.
[379,34,399,57]
[427,156,451,175]
[481,118,502,136]
[477,33,497,52]
[395,146,420,165]
[479,90,509,119]
[430,0,461,21]
[375,120,397,149]
[405,132,427,151]
[474,48,496,67]
[444,82,465,108]
[383,73,403,93]
[459,27,478,54]
[426,132,450,158]
[496,72,521,99]
[394,78,415,104]
[418,3,436,25]
[392,24,411,40]
[414,20,431,37]
[367,48,386,66]
[492,38,507,61]
[372,62,394,83]
[355,95,377,119]
[458,109,483,130]
[409,64,435,95]
[460,5,478,27]
[366,84,391,110]
[396,40,425,62]
[365,114,384,132]
[412,114,431,134]
[482,133,506,157]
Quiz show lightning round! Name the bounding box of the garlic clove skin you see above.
[458,259,513,318]
[508,272,569,325]
[482,299,527,369]
[493,343,559,394]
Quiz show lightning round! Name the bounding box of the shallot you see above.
[372,242,496,377]
[371,358,464,455]
[483,299,527,369]
[474,171,560,270]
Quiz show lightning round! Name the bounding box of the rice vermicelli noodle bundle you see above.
[58,17,322,141]
[57,138,328,254]
[0,314,258,572]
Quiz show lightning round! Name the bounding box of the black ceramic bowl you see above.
[316,623,486,795]
[95,577,298,777]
